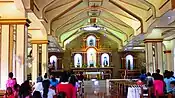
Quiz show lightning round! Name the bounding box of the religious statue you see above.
[89,39,94,46]
[103,57,108,67]
[52,60,55,70]
[128,60,131,70]
[77,57,80,67]
[89,53,94,67]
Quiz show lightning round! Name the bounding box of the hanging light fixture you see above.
[80,24,103,31]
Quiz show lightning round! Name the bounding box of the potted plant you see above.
[82,64,87,68]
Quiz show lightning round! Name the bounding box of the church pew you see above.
[0,90,5,98]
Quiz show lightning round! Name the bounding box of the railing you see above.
[106,79,138,96]
[106,79,175,98]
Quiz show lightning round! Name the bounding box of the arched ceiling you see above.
[22,0,173,50]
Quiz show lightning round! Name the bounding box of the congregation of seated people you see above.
[3,71,82,98]
[138,69,175,97]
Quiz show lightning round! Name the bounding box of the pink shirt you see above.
[153,80,164,96]
[6,78,17,91]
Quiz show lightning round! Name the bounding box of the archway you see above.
[50,55,57,70]
[126,55,134,70]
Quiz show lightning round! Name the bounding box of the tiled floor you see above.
[78,80,118,98]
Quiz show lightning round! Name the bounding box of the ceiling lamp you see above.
[81,24,103,31]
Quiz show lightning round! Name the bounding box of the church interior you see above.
[0,0,175,97]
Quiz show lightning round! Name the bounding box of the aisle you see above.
[78,80,117,98]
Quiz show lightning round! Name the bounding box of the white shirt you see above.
[33,82,43,92]
[40,88,56,98]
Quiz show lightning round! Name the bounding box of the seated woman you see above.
[56,71,76,98]
[3,87,15,98]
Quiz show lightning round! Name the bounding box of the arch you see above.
[101,53,110,67]
[87,48,96,67]
[87,35,96,47]
[126,54,134,70]
[74,54,82,68]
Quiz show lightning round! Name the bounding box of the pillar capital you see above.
[164,50,171,54]
[144,38,163,43]
[30,40,49,44]
[0,19,31,26]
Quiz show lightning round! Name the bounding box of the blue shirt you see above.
[139,74,147,81]
[164,77,175,93]
[49,79,59,87]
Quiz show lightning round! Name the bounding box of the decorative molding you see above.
[164,50,171,54]
[0,19,31,26]
[0,1,13,3]
[28,28,41,30]
[30,40,48,44]
[172,0,175,9]
[159,0,170,10]
[144,38,163,43]
[109,0,143,33]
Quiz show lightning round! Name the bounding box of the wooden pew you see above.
[0,90,5,98]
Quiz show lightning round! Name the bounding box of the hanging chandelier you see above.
[80,24,103,31]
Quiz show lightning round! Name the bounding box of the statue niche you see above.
[101,53,110,67]
[87,35,96,47]
[87,48,96,67]
[74,54,82,68]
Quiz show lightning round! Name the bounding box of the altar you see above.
[71,67,113,80]
[70,34,113,79]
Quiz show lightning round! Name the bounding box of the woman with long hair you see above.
[18,80,32,98]
[40,80,56,98]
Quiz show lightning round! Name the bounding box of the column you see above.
[0,25,10,89]
[31,43,39,82]
[144,39,163,73]
[0,19,30,88]
[156,42,163,73]
[144,41,154,73]
[41,42,48,77]
[16,24,28,85]
[164,50,172,71]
